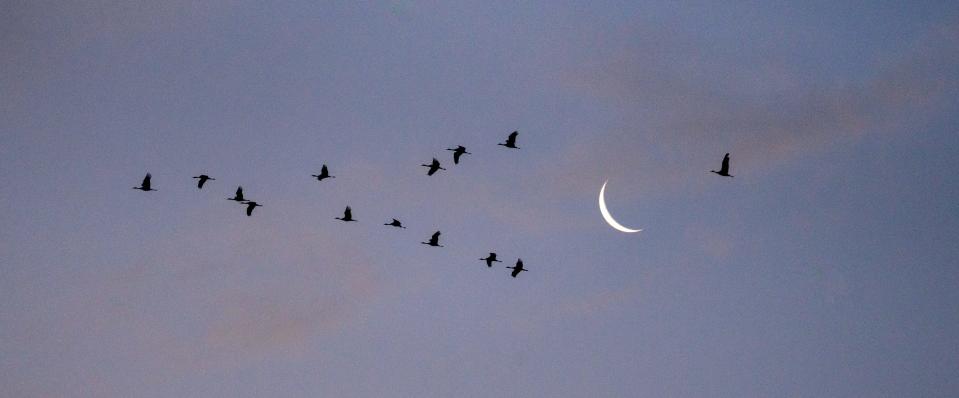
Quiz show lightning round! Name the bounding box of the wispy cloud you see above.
[543,19,959,199]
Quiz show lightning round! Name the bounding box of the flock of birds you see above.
[133,128,734,279]
[133,131,531,278]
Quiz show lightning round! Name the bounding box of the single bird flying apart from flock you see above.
[227,186,247,202]
[384,218,406,228]
[193,174,215,189]
[422,231,443,247]
[446,145,471,164]
[133,173,155,191]
[421,158,446,176]
[480,252,502,267]
[711,153,733,177]
[311,164,334,181]
[336,206,356,222]
[244,201,262,216]
[506,259,526,278]
[498,131,519,149]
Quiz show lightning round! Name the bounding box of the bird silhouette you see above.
[710,153,734,177]
[192,174,215,189]
[421,231,443,247]
[506,259,527,278]
[244,201,262,216]
[446,145,471,164]
[498,131,519,149]
[227,186,248,202]
[384,218,406,228]
[311,164,335,181]
[480,252,502,268]
[336,206,356,222]
[421,158,446,176]
[133,173,156,191]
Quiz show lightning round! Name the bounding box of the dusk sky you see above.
[2,1,958,396]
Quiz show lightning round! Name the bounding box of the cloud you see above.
[543,19,959,199]
[84,216,381,376]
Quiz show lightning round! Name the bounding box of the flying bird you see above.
[227,186,248,202]
[133,173,156,191]
[244,201,262,216]
[498,131,519,149]
[710,153,733,177]
[421,158,446,176]
[421,231,443,247]
[384,218,406,228]
[336,206,356,222]
[506,259,527,278]
[446,145,471,164]
[311,164,335,181]
[480,252,502,268]
[192,174,215,189]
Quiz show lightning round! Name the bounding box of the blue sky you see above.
[2,1,958,396]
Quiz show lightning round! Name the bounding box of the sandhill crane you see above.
[710,153,733,177]
[421,158,446,176]
[506,259,527,278]
[421,231,443,247]
[133,173,156,191]
[227,186,248,202]
[384,218,406,228]
[446,145,471,164]
[480,252,502,268]
[498,131,519,149]
[244,201,262,216]
[193,174,215,189]
[311,164,335,181]
[336,206,356,222]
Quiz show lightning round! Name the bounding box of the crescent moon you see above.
[599,180,642,233]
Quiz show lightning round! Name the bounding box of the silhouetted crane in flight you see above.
[227,186,248,202]
[244,201,262,216]
[421,231,443,247]
[384,218,406,228]
[133,173,156,191]
[193,174,215,189]
[480,252,502,268]
[421,158,446,176]
[311,165,335,181]
[446,145,471,164]
[711,153,733,177]
[498,131,519,149]
[336,206,356,222]
[506,259,527,278]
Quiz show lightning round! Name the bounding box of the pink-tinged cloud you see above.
[543,20,959,200]
[74,215,382,376]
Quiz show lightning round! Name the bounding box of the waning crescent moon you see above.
[599,180,642,233]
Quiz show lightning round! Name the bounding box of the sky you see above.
[1,1,958,396]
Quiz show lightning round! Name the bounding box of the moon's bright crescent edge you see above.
[599,180,642,233]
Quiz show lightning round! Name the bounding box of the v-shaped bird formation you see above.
[130,131,547,278]
[132,130,736,279]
